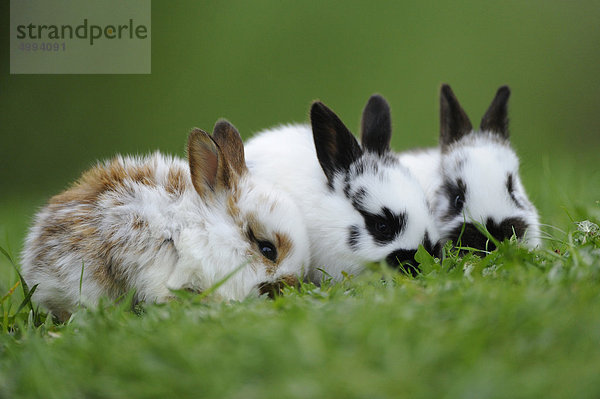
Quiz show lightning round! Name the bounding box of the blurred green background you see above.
[1,1,599,276]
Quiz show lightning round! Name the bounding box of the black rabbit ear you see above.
[440,84,473,151]
[212,119,248,176]
[480,86,511,139]
[360,94,392,155]
[311,101,363,187]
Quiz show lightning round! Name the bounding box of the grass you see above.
[0,135,598,399]
[1,201,599,398]
[0,153,598,398]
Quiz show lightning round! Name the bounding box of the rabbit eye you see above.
[258,240,277,262]
[444,178,466,216]
[376,221,390,234]
[247,227,278,263]
[370,218,394,240]
[506,174,523,209]
[454,194,464,210]
[359,207,406,245]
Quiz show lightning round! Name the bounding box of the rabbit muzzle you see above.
[258,275,300,298]
[386,249,420,277]
[449,217,527,252]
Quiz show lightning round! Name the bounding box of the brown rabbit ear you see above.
[212,119,248,176]
[187,128,232,199]
[440,84,473,152]
[480,86,510,139]
[360,94,392,156]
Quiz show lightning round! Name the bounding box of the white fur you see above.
[22,151,310,317]
[245,124,437,282]
[395,148,442,202]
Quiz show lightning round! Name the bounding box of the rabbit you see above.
[244,95,438,283]
[398,84,541,252]
[21,120,310,320]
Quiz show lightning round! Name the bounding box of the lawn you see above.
[1,167,599,398]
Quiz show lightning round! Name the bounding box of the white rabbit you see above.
[244,96,438,282]
[21,121,310,320]
[398,84,541,252]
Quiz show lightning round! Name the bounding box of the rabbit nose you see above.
[489,217,527,241]
[386,249,419,277]
[451,217,528,252]
[258,275,299,298]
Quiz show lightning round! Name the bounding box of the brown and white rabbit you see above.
[21,121,310,319]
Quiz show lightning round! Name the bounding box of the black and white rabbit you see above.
[21,121,310,319]
[398,85,541,252]
[244,96,438,282]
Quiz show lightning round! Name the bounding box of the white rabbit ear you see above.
[311,101,363,187]
[440,84,473,152]
[212,119,248,176]
[480,86,510,139]
[360,94,392,155]
[187,128,233,199]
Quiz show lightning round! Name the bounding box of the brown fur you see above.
[131,214,148,230]
[279,274,299,287]
[258,274,299,298]
[165,167,187,196]
[32,204,96,266]
[54,310,72,323]
[212,120,248,176]
[130,163,156,187]
[50,158,157,205]
[275,233,293,267]
[92,247,124,293]
[32,155,172,298]
[26,200,128,302]
[226,192,242,222]
[188,128,235,199]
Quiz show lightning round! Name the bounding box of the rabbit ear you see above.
[212,119,248,176]
[311,101,363,187]
[360,94,392,155]
[440,84,473,151]
[187,128,233,199]
[480,86,510,139]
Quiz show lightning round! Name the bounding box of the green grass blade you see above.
[15,284,38,315]
[0,245,35,313]
[78,260,85,307]
[471,220,501,248]
[196,260,250,301]
[0,281,21,305]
